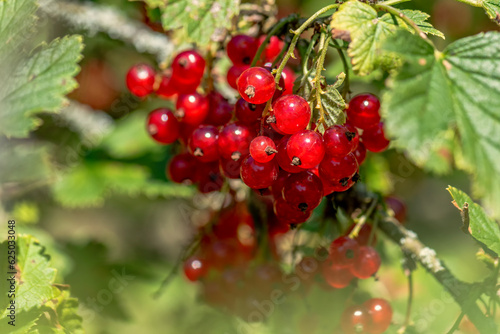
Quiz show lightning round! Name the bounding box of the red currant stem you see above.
[250,14,299,67]
[445,311,465,334]
[274,4,340,86]
[367,215,379,246]
[401,270,414,332]
[205,45,217,93]
[331,38,350,99]
[378,215,497,333]
[375,4,433,44]
[314,32,331,128]
[381,0,411,5]
[348,199,378,239]
[259,99,273,135]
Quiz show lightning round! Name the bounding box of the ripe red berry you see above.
[218,122,254,160]
[167,153,196,183]
[175,93,209,126]
[146,108,179,144]
[351,246,381,279]
[363,298,393,334]
[205,92,233,126]
[275,136,306,173]
[272,95,311,134]
[286,130,325,169]
[227,35,258,66]
[235,98,264,124]
[353,141,367,165]
[155,74,178,98]
[250,136,278,163]
[227,65,249,90]
[281,67,295,95]
[197,162,224,193]
[347,93,381,129]
[385,196,407,223]
[322,259,354,288]
[323,124,359,158]
[237,67,276,104]
[240,155,279,189]
[282,171,324,212]
[171,50,205,85]
[362,122,390,153]
[183,255,209,281]
[341,305,369,334]
[319,153,359,183]
[345,223,377,246]
[329,236,360,268]
[219,157,242,179]
[258,35,284,62]
[270,170,290,199]
[188,125,220,162]
[273,197,312,225]
[322,176,356,193]
[126,64,155,97]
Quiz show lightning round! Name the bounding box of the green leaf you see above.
[320,74,347,127]
[0,36,84,138]
[0,308,41,334]
[400,10,445,39]
[146,0,240,46]
[330,1,397,76]
[383,31,500,217]
[478,0,500,25]
[447,186,500,256]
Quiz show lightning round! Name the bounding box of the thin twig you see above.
[446,312,465,334]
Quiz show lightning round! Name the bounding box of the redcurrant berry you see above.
[258,35,284,62]
[282,171,324,212]
[385,196,407,223]
[323,124,359,158]
[175,93,209,126]
[322,259,354,288]
[227,35,258,66]
[270,170,290,199]
[235,98,264,124]
[329,236,360,268]
[286,130,325,169]
[146,108,179,144]
[353,141,367,165]
[183,255,209,282]
[275,136,306,173]
[227,65,249,90]
[319,153,359,183]
[205,92,233,126]
[250,136,277,163]
[341,305,369,334]
[347,93,381,129]
[167,153,196,183]
[273,197,312,225]
[281,67,295,95]
[240,155,279,189]
[351,246,381,279]
[345,223,376,246]
[126,64,155,97]
[271,95,311,134]
[188,125,220,162]
[362,122,390,153]
[363,298,393,334]
[218,122,254,160]
[237,67,276,104]
[156,74,178,98]
[219,156,242,179]
[196,162,224,193]
[171,50,205,85]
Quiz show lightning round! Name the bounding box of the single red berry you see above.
[250,136,278,163]
[322,259,354,288]
[237,67,276,104]
[196,162,224,193]
[295,256,320,283]
[205,92,233,126]
[322,177,356,193]
[258,35,284,62]
[175,93,209,126]
[183,255,209,281]
[126,64,155,97]
[275,136,306,173]
[282,171,324,212]
[171,50,205,85]
[155,74,178,98]
[286,130,325,169]
[341,305,369,334]
[363,298,393,334]
[146,108,179,144]
[235,98,264,124]
[385,196,407,223]
[218,122,254,160]
[281,67,295,95]
[270,170,290,199]
[323,124,359,158]
[272,95,311,134]
[351,246,381,279]
[219,156,242,179]
[347,93,381,129]
[273,197,312,225]
[353,142,367,165]
[319,153,359,183]
[167,153,196,183]
[227,35,258,66]
[329,236,360,268]
[240,155,279,189]
[362,122,390,153]
[345,223,377,246]
[178,122,197,145]
[227,65,249,90]
[188,125,220,162]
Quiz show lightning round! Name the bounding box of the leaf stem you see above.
[404,271,414,329]
[446,312,465,334]
[331,38,350,99]
[375,3,431,43]
[380,0,412,6]
[274,4,339,85]
[315,32,331,127]
[348,199,378,239]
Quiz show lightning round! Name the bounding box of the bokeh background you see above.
[1,0,499,333]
